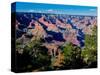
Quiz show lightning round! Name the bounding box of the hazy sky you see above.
[12,2,97,16]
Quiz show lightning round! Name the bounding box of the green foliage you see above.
[81,26,97,67]
[16,38,51,72]
[63,26,97,68]
[63,43,82,68]
[63,43,73,62]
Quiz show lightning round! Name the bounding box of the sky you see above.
[12,2,97,16]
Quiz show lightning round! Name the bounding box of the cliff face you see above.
[16,13,97,48]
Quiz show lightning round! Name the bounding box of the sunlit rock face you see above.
[16,13,97,48]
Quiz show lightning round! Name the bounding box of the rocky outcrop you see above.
[16,13,97,49]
